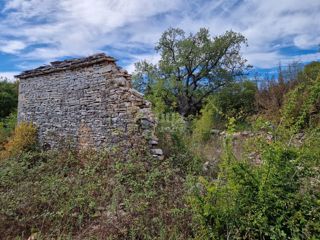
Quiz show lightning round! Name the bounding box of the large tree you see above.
[133,28,249,116]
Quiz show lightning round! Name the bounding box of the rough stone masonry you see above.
[16,53,163,158]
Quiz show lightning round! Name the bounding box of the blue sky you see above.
[0,0,319,80]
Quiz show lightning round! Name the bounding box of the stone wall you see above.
[16,54,162,158]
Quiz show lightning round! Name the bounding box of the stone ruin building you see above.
[16,53,163,158]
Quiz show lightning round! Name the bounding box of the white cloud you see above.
[245,51,282,69]
[246,51,320,69]
[126,53,161,73]
[0,0,319,70]
[289,52,320,64]
[0,72,19,81]
[0,40,26,54]
[0,0,185,61]
[293,35,320,49]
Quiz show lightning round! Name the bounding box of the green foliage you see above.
[0,112,17,149]
[156,113,202,174]
[192,99,217,142]
[111,149,193,239]
[133,28,249,116]
[0,54,319,240]
[192,80,256,141]
[255,62,303,123]
[132,61,175,115]
[0,78,19,119]
[191,125,320,239]
[157,112,187,134]
[215,80,257,121]
[282,62,320,131]
[0,150,110,238]
[0,141,193,239]
[0,122,37,159]
[299,61,320,80]
[147,79,176,115]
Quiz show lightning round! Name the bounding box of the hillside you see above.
[0,20,320,239]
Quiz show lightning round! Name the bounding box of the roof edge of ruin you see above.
[15,53,116,79]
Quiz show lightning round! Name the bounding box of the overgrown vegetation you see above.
[132,28,250,116]
[282,62,320,131]
[0,77,19,119]
[0,28,319,239]
[191,125,320,239]
[0,122,37,159]
[0,112,17,150]
[0,131,192,239]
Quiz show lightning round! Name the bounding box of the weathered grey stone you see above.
[149,139,159,145]
[151,148,163,155]
[16,53,161,156]
[211,129,221,135]
[153,154,164,160]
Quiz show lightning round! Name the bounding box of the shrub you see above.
[255,63,302,122]
[0,78,19,119]
[0,112,17,150]
[190,125,320,239]
[282,65,320,132]
[0,122,37,159]
[192,99,216,142]
[192,81,257,141]
[0,139,193,239]
[156,112,202,174]
[215,80,257,122]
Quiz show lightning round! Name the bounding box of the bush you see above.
[190,125,320,239]
[282,63,320,131]
[192,99,216,142]
[0,78,19,119]
[0,139,193,239]
[214,80,257,122]
[156,112,202,174]
[0,122,37,159]
[192,81,257,140]
[0,112,17,150]
[255,63,302,122]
